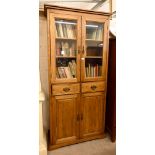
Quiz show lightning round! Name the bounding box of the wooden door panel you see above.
[52,94,80,144]
[80,92,105,138]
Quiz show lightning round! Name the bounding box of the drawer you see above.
[52,83,80,95]
[82,82,105,93]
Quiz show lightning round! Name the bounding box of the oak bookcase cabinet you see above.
[44,5,110,150]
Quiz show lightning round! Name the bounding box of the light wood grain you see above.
[81,82,105,93]
[44,4,111,17]
[52,83,80,95]
[51,94,80,145]
[80,92,105,139]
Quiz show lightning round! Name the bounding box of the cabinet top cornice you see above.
[44,4,111,17]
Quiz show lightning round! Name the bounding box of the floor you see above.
[48,134,116,155]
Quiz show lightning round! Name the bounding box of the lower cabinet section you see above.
[49,86,106,150]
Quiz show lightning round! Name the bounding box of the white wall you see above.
[39,0,115,13]
[112,0,116,12]
[39,13,49,130]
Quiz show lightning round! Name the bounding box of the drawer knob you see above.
[91,85,97,90]
[63,87,70,92]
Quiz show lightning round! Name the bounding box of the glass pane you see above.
[55,19,77,39]
[54,18,77,79]
[86,21,103,41]
[56,40,77,57]
[85,58,102,77]
[85,21,104,78]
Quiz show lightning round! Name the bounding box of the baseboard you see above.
[48,134,105,150]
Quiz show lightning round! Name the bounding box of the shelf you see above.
[85,56,102,58]
[86,76,102,78]
[56,77,76,79]
[86,39,103,42]
[56,56,76,58]
[56,37,76,40]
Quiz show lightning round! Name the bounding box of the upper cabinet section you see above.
[47,5,110,84]
[49,14,81,84]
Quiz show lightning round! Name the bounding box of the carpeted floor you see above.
[48,134,116,155]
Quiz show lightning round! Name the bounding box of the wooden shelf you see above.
[56,56,76,58]
[86,76,102,78]
[56,77,76,79]
[56,37,76,40]
[86,39,103,42]
[85,56,102,58]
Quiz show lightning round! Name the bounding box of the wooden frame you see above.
[44,4,111,17]
[49,13,81,84]
[45,4,110,150]
[81,15,109,82]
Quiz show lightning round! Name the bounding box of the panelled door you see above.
[80,92,106,139]
[49,13,81,84]
[81,15,109,82]
[50,94,80,145]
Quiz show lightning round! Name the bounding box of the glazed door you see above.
[49,13,81,84]
[81,15,109,82]
[50,94,80,145]
[80,92,106,138]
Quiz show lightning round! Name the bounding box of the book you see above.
[92,28,97,40]
[70,42,76,56]
[64,24,68,38]
[62,24,66,38]
[68,60,76,78]
[64,67,73,78]
[88,63,91,77]
[62,67,67,78]
[96,64,98,76]
[72,25,76,38]
[94,66,95,77]
[72,60,76,77]
[67,24,74,38]
[58,23,64,38]
[98,27,103,40]
[57,67,64,78]
[61,42,65,56]
[60,67,67,78]
[56,23,60,37]
[56,42,61,56]
[86,67,88,77]
[64,42,70,56]
[91,66,94,77]
[56,68,60,78]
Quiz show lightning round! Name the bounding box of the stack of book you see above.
[56,60,77,78]
[85,64,102,77]
[86,27,103,40]
[56,41,76,56]
[56,23,76,38]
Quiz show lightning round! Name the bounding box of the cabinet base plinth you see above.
[48,134,105,150]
